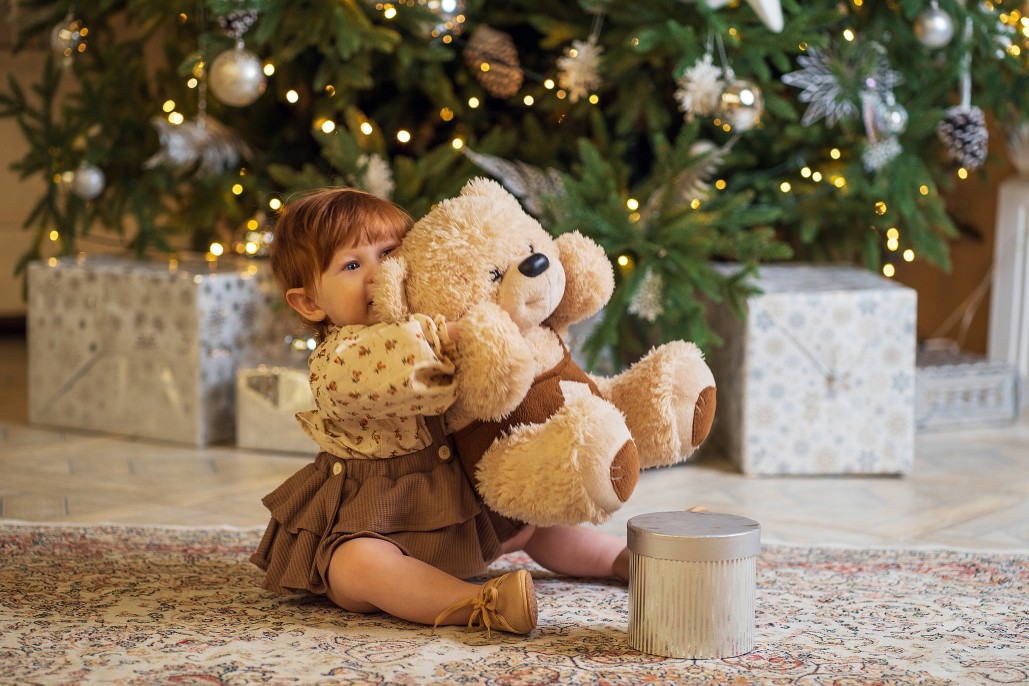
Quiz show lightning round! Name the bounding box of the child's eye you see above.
[490,268,504,283]
[380,246,395,258]
[342,261,360,272]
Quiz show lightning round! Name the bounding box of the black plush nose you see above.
[518,253,549,277]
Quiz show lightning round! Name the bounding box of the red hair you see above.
[270,187,412,335]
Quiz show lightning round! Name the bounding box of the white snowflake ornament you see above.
[675,53,725,120]
[357,154,395,199]
[557,36,604,103]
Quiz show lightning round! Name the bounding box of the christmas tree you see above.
[2,0,1026,363]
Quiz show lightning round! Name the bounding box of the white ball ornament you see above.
[69,162,105,200]
[209,45,267,107]
[914,5,956,49]
[874,98,909,136]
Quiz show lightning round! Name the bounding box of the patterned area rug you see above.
[1,523,1026,686]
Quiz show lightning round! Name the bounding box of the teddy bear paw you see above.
[691,386,717,448]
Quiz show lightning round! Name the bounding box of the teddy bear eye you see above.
[490,268,504,283]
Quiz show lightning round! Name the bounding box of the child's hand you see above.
[445,319,463,343]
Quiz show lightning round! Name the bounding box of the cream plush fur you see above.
[372,178,716,526]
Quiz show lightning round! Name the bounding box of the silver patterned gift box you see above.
[704,263,917,475]
[915,348,1021,431]
[27,255,291,445]
[236,365,317,454]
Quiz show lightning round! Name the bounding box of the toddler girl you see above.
[251,187,628,637]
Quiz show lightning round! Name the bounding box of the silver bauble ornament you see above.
[426,0,466,39]
[914,6,955,49]
[50,16,87,61]
[69,162,105,200]
[208,45,267,107]
[718,79,763,132]
[874,98,909,136]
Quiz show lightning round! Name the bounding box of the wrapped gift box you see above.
[704,264,917,475]
[915,348,1021,431]
[27,255,292,445]
[236,365,317,454]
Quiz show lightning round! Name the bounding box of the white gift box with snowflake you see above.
[27,255,290,445]
[704,264,917,475]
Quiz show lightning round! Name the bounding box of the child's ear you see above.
[285,287,326,322]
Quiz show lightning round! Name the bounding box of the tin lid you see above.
[627,511,761,562]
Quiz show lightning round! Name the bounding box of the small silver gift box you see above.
[236,365,317,454]
[627,511,760,659]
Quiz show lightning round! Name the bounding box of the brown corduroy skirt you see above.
[250,440,503,596]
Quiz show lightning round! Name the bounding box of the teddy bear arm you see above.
[451,302,535,422]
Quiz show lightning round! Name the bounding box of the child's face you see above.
[289,237,399,327]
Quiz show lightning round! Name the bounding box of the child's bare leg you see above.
[325,537,481,625]
[523,525,628,579]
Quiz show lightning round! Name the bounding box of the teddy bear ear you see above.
[370,255,410,324]
[459,177,507,199]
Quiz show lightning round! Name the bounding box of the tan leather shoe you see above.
[434,569,538,636]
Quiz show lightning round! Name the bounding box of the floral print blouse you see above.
[295,314,458,459]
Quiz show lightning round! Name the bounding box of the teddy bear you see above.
[372,177,716,530]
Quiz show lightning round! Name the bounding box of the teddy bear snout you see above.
[518,253,550,277]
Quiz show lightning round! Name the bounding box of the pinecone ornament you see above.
[463,25,524,98]
[937,105,989,169]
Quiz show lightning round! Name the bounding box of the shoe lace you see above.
[432,579,501,637]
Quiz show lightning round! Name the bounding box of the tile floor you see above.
[2,333,1027,551]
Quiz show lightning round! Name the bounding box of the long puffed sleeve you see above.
[295,315,457,458]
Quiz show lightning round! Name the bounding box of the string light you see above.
[715,179,727,190]
[468,97,480,108]
[209,242,224,256]
[690,199,701,209]
[874,201,887,215]
[957,168,968,179]
[843,28,856,41]
[451,138,464,149]
[919,185,929,195]
[325,85,336,96]
[800,167,812,178]
[383,4,397,19]
[544,79,555,89]
[320,120,335,134]
[263,63,275,76]
[396,129,411,143]
[883,264,895,277]
[360,122,373,135]
[187,78,198,89]
[269,198,282,211]
[168,112,184,125]
[523,95,534,106]
[780,182,791,192]
[626,198,639,211]
[833,176,846,188]
[617,255,631,267]
[887,237,899,251]
[903,249,915,262]
[162,100,175,113]
[286,90,299,103]
[830,148,841,160]
[811,171,823,182]
[588,94,599,104]
[886,227,899,239]
[440,107,454,121]
[232,183,243,195]
[49,230,59,241]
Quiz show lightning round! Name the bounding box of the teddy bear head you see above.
[374,177,603,333]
